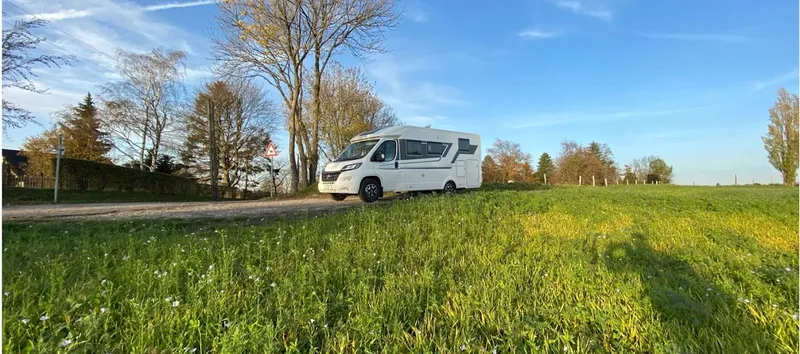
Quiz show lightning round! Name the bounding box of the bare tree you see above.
[302,0,400,183]
[181,79,278,188]
[307,62,398,159]
[2,16,73,133]
[486,138,532,183]
[99,48,186,170]
[213,0,313,193]
[763,88,799,185]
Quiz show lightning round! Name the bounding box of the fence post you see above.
[592,175,595,187]
[604,178,608,187]
[635,179,638,185]
[543,173,547,185]
[626,179,628,185]
[579,175,582,185]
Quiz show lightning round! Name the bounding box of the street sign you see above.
[264,142,278,158]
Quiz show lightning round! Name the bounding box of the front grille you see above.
[322,172,340,182]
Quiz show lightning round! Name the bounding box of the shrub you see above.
[53,158,206,195]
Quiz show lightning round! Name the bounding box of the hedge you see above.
[51,158,235,196]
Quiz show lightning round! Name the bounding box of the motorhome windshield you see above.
[336,139,379,161]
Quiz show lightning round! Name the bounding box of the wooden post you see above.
[579,175,582,185]
[592,175,595,187]
[543,173,547,185]
[604,178,608,187]
[208,100,218,200]
[635,179,638,185]
[626,179,629,185]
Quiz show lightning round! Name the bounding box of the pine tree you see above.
[535,152,554,181]
[60,93,112,162]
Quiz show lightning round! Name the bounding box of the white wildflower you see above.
[270,282,276,288]
[310,319,315,324]
[60,339,72,347]
[40,315,49,321]
[21,318,29,324]
[3,292,9,296]
[172,300,180,307]
[460,344,466,351]
[563,346,568,352]
[101,307,107,313]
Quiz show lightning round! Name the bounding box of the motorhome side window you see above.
[406,140,423,155]
[427,142,444,156]
[373,140,396,161]
[458,138,470,152]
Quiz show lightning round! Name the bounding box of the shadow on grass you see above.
[603,233,778,353]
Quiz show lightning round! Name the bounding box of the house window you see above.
[458,138,470,152]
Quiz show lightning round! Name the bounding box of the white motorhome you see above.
[318,125,482,202]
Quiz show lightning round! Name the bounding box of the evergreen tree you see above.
[60,92,112,162]
[623,165,636,183]
[535,152,554,181]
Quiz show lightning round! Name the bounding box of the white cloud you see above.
[634,31,756,43]
[17,0,215,21]
[367,55,466,127]
[753,69,799,91]
[2,0,212,140]
[513,106,709,128]
[553,0,612,21]
[407,12,427,23]
[142,0,215,12]
[518,28,561,39]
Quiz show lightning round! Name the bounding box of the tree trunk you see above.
[139,116,148,171]
[309,52,322,184]
[288,92,299,194]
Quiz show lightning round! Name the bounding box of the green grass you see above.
[2,187,228,205]
[2,186,798,353]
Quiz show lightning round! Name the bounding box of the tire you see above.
[330,193,347,201]
[359,178,381,203]
[443,181,457,195]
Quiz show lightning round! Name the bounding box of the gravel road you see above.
[3,195,404,221]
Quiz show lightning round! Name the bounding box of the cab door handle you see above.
[394,161,398,169]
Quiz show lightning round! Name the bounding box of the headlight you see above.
[341,163,362,172]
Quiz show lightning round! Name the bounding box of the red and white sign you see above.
[264,142,278,158]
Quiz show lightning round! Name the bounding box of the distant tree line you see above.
[482,138,673,185]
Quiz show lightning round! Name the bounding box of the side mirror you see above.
[375,152,385,162]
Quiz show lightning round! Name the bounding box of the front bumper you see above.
[318,171,359,194]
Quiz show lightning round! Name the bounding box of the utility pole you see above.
[208,100,218,200]
[734,174,738,186]
[54,134,64,203]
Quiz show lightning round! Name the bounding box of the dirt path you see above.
[2,195,404,221]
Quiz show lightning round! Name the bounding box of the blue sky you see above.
[2,0,798,185]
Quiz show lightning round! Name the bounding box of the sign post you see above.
[54,134,64,203]
[264,142,278,197]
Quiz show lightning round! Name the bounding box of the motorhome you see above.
[318,125,482,202]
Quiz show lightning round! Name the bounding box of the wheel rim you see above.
[365,183,378,199]
[445,182,455,194]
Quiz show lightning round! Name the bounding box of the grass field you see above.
[2,186,798,353]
